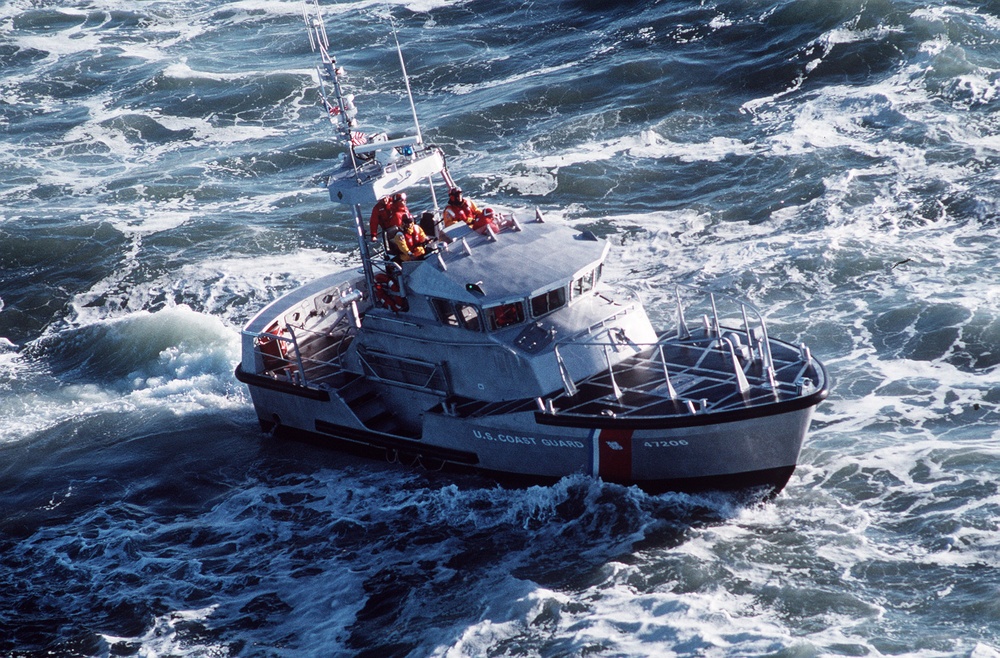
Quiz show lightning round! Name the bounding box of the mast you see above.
[390,17,423,147]
[390,17,439,211]
[304,0,361,176]
[304,1,375,293]
[302,1,449,301]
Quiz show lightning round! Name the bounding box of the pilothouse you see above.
[235,2,829,495]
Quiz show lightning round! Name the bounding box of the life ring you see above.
[373,273,408,312]
[259,324,288,369]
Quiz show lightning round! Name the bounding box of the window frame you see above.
[530,286,567,318]
[572,270,594,299]
[455,303,483,332]
[484,301,526,331]
[430,298,459,327]
[430,297,482,332]
[571,264,603,300]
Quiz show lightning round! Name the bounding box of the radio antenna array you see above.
[303,0,360,170]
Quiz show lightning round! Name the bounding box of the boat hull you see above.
[238,365,819,495]
[266,420,798,495]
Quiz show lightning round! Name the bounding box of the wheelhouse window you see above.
[530,287,566,318]
[456,303,481,331]
[573,270,594,297]
[571,264,603,299]
[431,298,482,331]
[485,302,525,331]
[430,298,457,325]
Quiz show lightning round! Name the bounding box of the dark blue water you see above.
[2,1,1000,655]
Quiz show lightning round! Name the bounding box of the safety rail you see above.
[538,284,822,419]
[357,349,450,395]
[662,284,776,364]
[546,333,810,417]
[245,309,361,390]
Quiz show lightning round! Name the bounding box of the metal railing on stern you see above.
[541,285,818,420]
[247,309,360,390]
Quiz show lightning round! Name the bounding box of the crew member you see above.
[470,207,499,235]
[442,187,483,227]
[369,195,391,240]
[392,214,432,262]
[369,193,409,240]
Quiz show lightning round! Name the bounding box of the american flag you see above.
[320,95,341,116]
[350,131,368,146]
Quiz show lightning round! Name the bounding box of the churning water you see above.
[2,0,1000,655]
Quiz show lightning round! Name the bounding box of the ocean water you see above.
[2,0,1000,656]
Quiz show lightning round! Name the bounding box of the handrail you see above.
[540,329,822,420]
[542,305,816,416]
[359,321,523,358]
[357,350,449,395]
[245,305,363,388]
[363,313,421,329]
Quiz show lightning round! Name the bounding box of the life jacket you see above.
[393,225,428,261]
[258,323,298,376]
[471,208,498,235]
[258,325,286,370]
[386,201,408,230]
[370,199,407,238]
[443,199,478,227]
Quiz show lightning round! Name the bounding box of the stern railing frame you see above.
[540,284,819,420]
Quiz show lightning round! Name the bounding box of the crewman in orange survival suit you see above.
[392,214,432,262]
[470,206,499,235]
[441,187,483,227]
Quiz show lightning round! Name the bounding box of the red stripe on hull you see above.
[598,428,633,482]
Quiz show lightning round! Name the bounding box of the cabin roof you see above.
[405,221,608,305]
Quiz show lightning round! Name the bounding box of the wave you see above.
[0,306,245,446]
[0,458,754,656]
[3,1,1000,655]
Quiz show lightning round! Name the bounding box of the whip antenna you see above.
[390,17,423,145]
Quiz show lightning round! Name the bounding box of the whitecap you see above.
[1,306,249,445]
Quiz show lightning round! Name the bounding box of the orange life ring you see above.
[259,325,288,369]
[373,273,408,312]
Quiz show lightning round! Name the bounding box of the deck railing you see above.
[244,305,361,390]
[242,283,821,420]
[544,284,819,417]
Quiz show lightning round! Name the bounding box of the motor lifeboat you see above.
[235,3,828,495]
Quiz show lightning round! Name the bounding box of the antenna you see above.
[389,16,423,145]
[303,0,360,173]
[302,0,328,51]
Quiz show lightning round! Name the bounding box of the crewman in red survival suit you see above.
[470,206,499,235]
[392,214,432,262]
[369,192,409,241]
[442,187,483,227]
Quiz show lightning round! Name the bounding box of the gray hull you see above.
[237,363,824,494]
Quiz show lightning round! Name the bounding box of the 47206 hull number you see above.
[644,440,689,448]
